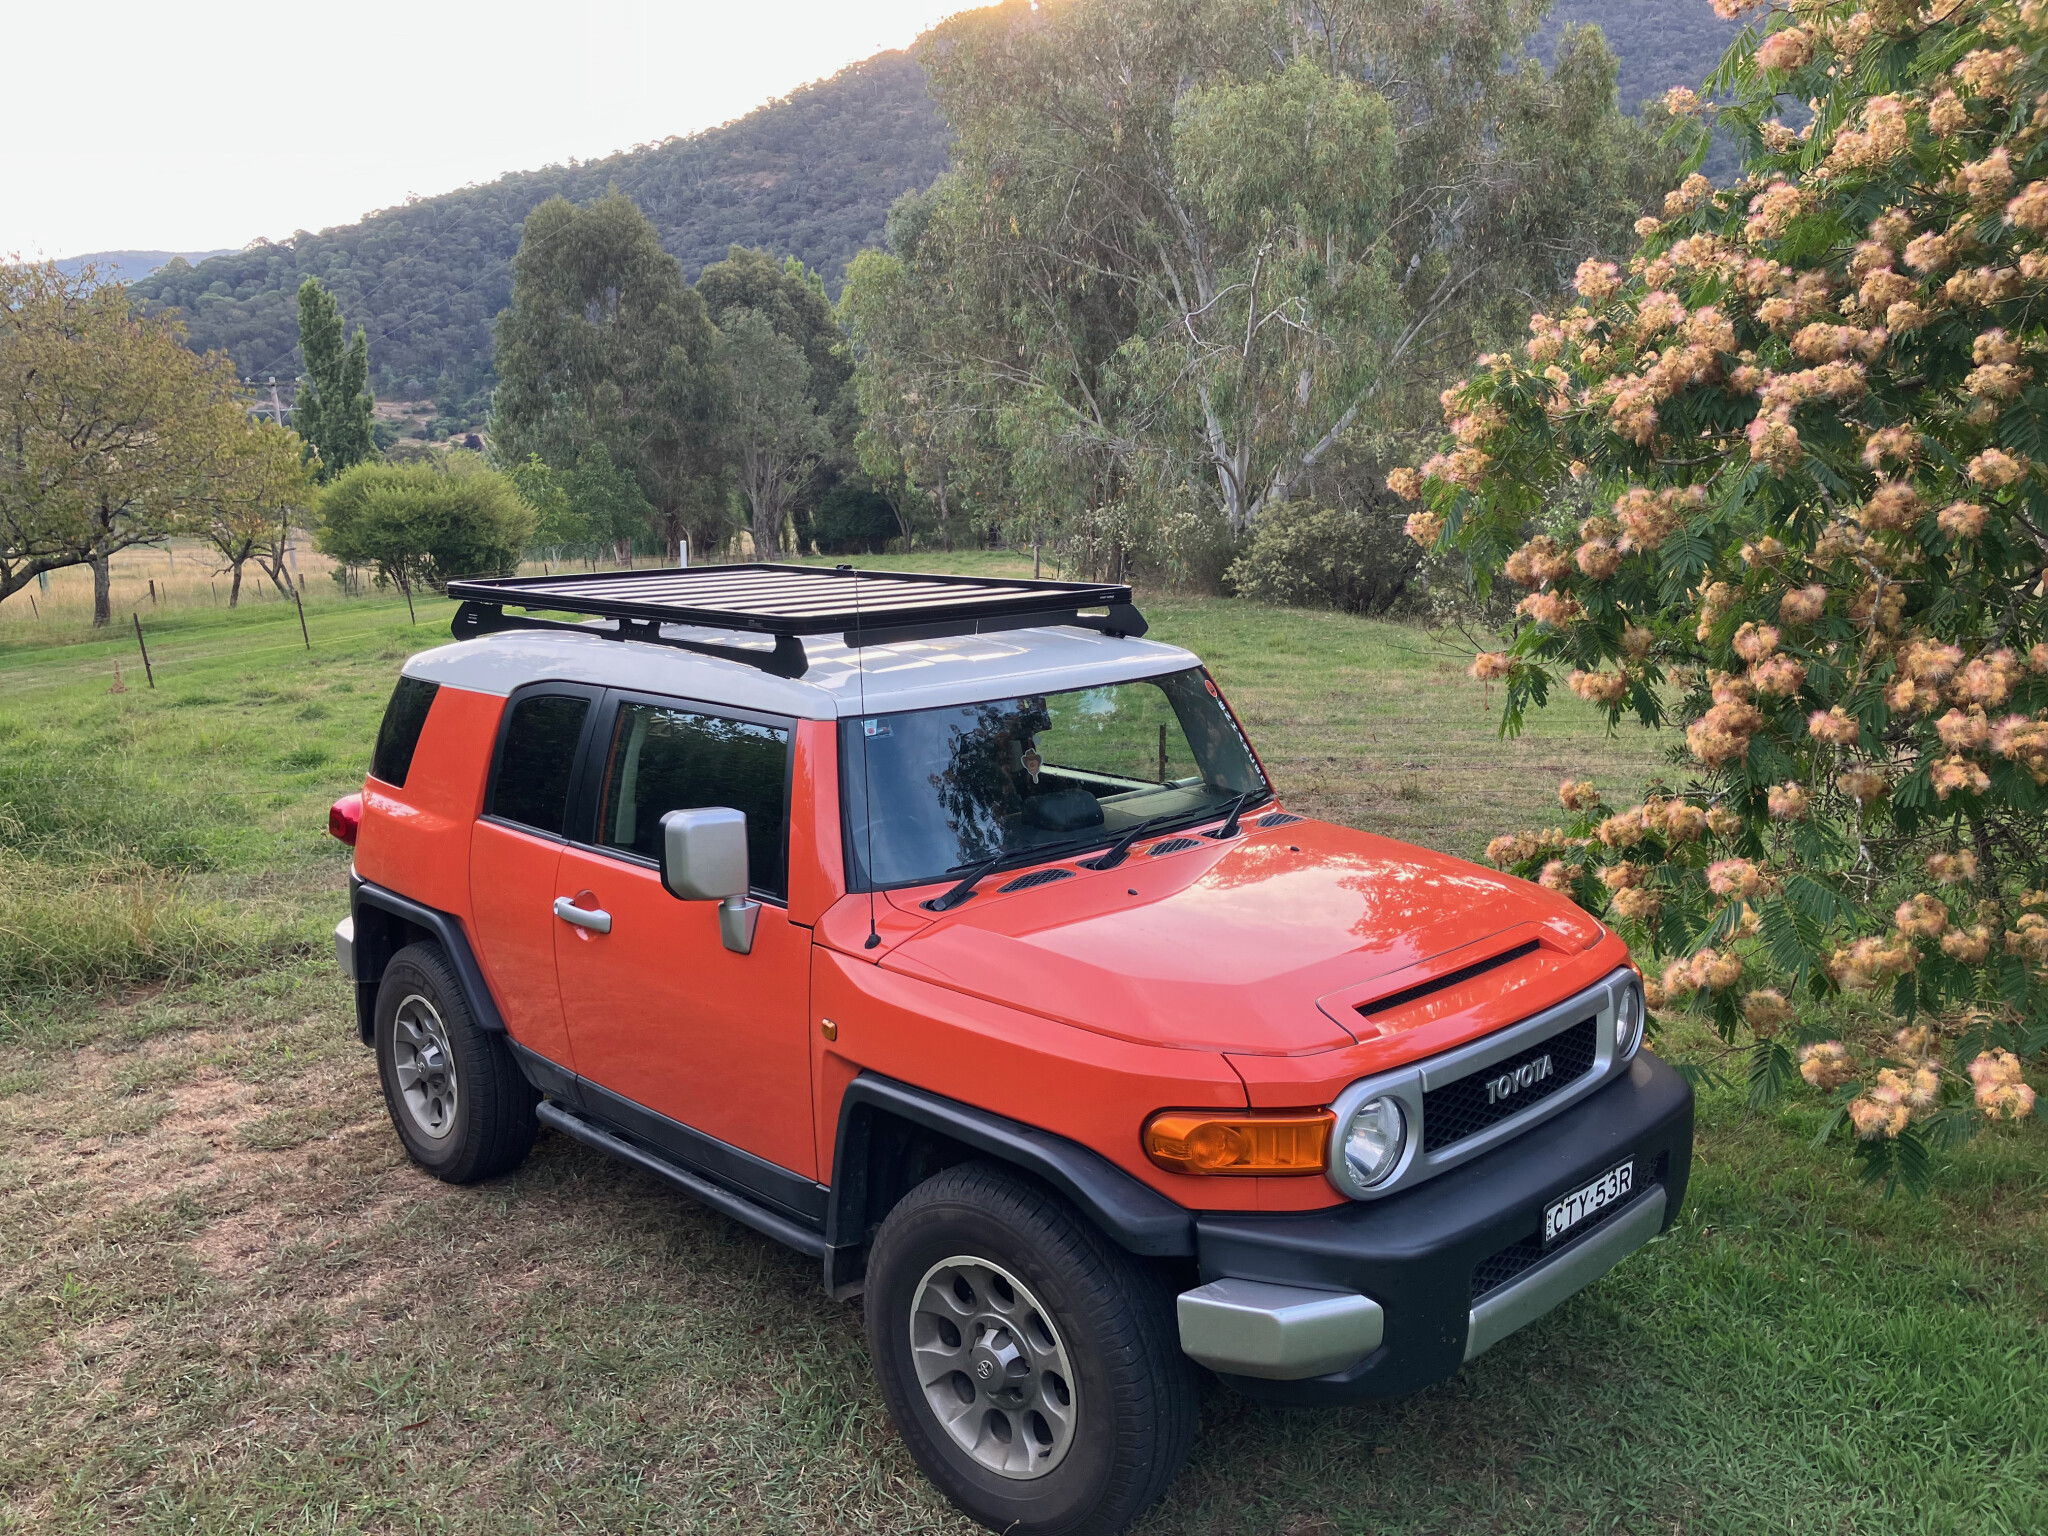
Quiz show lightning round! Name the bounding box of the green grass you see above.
[0,575,2042,1533]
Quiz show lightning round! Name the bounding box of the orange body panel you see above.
[353,686,502,916]
[554,850,818,1178]
[364,677,1636,1220]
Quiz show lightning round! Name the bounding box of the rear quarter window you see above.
[370,677,440,788]
[488,693,592,837]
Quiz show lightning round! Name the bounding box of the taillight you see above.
[329,793,363,846]
[1142,1109,1334,1175]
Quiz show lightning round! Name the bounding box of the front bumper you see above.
[1178,1050,1692,1404]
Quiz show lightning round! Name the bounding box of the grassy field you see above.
[0,567,2042,1534]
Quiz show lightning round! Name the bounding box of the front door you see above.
[554,694,816,1180]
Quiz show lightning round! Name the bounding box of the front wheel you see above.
[864,1162,1197,1535]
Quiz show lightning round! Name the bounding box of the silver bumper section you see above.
[1176,1279,1385,1380]
[1463,1187,1667,1361]
[1179,1186,1667,1380]
[334,916,355,983]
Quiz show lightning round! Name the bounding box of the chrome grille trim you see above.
[1326,967,1641,1201]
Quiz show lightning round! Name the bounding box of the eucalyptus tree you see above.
[492,192,725,564]
[848,0,1670,538]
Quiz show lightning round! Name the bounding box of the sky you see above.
[3,0,967,260]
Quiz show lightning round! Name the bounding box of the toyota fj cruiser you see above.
[329,565,1692,1536]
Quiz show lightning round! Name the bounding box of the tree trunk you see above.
[751,490,784,562]
[935,472,953,552]
[91,530,112,627]
[228,560,244,608]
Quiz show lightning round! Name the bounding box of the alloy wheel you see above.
[909,1254,1078,1479]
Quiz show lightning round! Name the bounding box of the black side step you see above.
[536,1101,828,1259]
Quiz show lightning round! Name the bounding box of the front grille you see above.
[999,867,1073,893]
[1148,837,1200,856]
[1469,1235,1545,1299]
[1468,1153,1664,1301]
[1422,1016,1597,1153]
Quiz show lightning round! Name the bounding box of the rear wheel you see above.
[374,942,537,1183]
[864,1162,1197,1535]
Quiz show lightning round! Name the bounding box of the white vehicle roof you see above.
[400,621,1202,721]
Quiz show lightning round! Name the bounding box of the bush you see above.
[1397,0,2048,1186]
[315,456,534,592]
[1227,501,1419,613]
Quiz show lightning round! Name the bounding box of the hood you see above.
[879,818,1605,1056]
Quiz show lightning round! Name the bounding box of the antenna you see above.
[844,564,882,951]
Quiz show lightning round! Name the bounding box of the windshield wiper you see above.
[923,854,1005,913]
[1201,790,1254,840]
[1080,812,1175,871]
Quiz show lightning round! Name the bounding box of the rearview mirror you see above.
[659,807,759,954]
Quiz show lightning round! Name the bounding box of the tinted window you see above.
[370,677,440,788]
[597,703,790,900]
[841,669,1266,889]
[490,694,590,837]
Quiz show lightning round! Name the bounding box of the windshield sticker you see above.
[863,719,891,738]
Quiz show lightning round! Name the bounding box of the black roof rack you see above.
[444,564,1147,679]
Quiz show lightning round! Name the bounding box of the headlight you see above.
[1340,1097,1408,1189]
[1615,976,1646,1060]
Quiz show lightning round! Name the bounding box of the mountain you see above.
[55,250,234,285]
[130,2,1745,416]
[130,51,950,413]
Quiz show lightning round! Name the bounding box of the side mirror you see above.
[659,807,760,955]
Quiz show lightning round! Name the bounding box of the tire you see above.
[373,942,538,1183]
[864,1161,1198,1536]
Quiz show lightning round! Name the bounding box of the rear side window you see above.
[370,677,440,788]
[489,694,591,837]
[596,702,790,900]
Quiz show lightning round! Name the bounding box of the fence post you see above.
[293,584,310,650]
[132,612,155,688]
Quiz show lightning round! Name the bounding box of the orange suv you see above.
[329,566,1692,1536]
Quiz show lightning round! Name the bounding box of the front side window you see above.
[596,702,791,900]
[489,694,590,837]
[841,668,1267,889]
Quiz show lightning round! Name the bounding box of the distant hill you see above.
[55,250,234,285]
[131,50,950,411]
[130,2,1746,414]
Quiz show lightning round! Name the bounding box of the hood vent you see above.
[998,867,1074,893]
[1148,837,1201,856]
[1257,812,1303,828]
[1356,939,1542,1019]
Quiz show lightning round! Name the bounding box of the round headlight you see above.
[1615,977,1646,1060]
[1341,1097,1408,1189]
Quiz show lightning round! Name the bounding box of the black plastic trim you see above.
[349,876,508,1037]
[827,1074,1196,1272]
[537,1102,829,1258]
[1190,1051,1693,1405]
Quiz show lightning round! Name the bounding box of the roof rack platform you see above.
[445,564,1147,679]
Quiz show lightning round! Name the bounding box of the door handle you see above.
[553,896,612,934]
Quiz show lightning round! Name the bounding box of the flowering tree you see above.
[1392,0,2046,1187]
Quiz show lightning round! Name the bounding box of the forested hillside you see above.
[130,52,948,412]
[54,250,233,285]
[129,1,1743,413]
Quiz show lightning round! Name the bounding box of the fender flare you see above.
[347,875,507,1042]
[824,1073,1194,1293]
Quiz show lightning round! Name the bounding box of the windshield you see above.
[840,668,1268,890]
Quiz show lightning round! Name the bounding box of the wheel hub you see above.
[910,1256,1078,1480]
[391,993,459,1143]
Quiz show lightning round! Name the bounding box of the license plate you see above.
[1544,1160,1634,1245]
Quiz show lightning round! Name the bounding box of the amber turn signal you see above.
[1142,1109,1335,1176]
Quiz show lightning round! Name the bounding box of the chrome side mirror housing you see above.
[659,807,759,954]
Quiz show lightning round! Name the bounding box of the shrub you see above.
[315,456,534,593]
[1227,501,1419,613]
[1396,0,2047,1186]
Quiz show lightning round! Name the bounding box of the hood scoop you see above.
[1318,929,1556,1040]
[1355,939,1541,1019]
